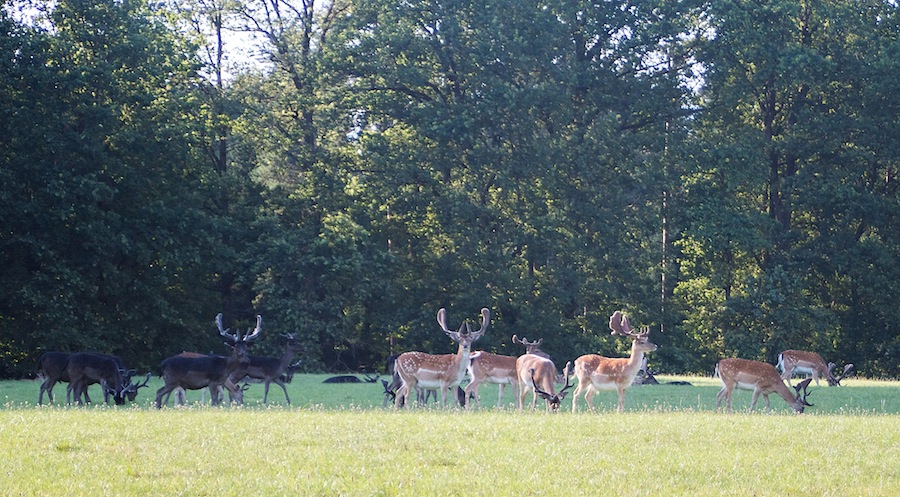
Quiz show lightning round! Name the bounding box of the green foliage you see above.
[1,0,897,378]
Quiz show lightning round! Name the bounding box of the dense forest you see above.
[1,0,897,379]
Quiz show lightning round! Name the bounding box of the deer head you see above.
[512,334,548,357]
[217,313,262,364]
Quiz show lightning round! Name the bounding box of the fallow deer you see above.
[571,311,658,413]
[66,352,128,406]
[516,354,572,411]
[155,313,262,408]
[716,357,814,413]
[464,334,548,408]
[231,334,303,404]
[776,350,854,387]
[394,308,489,408]
[38,352,75,405]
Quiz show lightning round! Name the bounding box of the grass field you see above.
[2,375,899,496]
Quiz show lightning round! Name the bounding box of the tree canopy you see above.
[1,0,897,378]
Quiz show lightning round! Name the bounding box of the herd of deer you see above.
[383,308,853,414]
[36,308,854,413]
[38,314,303,408]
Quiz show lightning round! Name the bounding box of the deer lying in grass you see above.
[716,357,814,413]
[571,311,657,413]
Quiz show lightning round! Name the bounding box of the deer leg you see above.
[274,379,290,405]
[780,366,792,381]
[42,380,57,405]
[155,385,176,409]
[749,389,762,413]
[464,379,481,408]
[583,388,597,413]
[263,381,271,404]
[496,383,504,408]
[715,386,727,410]
[616,386,626,412]
[517,382,527,411]
[395,382,410,409]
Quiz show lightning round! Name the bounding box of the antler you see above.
[216,313,240,344]
[608,311,649,339]
[512,334,542,347]
[436,308,456,337]
[794,378,814,407]
[834,363,855,385]
[135,372,152,389]
[437,308,490,339]
[242,315,262,342]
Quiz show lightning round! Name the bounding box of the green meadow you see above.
[1,375,898,496]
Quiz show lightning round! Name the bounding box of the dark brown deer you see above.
[155,314,262,408]
[66,353,127,406]
[230,334,304,404]
[38,352,77,405]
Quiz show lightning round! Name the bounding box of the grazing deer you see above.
[776,350,854,387]
[159,352,222,406]
[231,334,303,404]
[66,352,128,406]
[394,308,489,408]
[155,314,262,408]
[464,334,548,408]
[716,358,814,413]
[516,354,572,411]
[571,311,658,413]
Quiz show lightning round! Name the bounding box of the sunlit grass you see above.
[2,375,900,495]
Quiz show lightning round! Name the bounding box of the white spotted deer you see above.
[716,357,814,413]
[394,308,489,409]
[776,350,854,387]
[465,334,548,409]
[515,354,572,411]
[571,311,658,413]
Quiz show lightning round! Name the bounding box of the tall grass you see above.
[2,375,899,496]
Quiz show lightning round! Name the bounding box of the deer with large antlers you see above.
[716,357,814,413]
[231,334,304,404]
[464,334,548,409]
[394,308,489,409]
[776,350,854,387]
[155,314,262,408]
[516,354,572,411]
[571,311,658,413]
